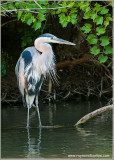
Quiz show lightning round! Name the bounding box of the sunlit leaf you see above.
[81,23,92,33]
[86,34,98,44]
[104,45,112,54]
[100,7,109,14]
[100,36,110,46]
[90,46,100,55]
[96,16,103,25]
[98,54,108,63]
[96,26,105,35]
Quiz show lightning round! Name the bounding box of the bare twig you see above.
[1,19,17,27]
[1,93,7,101]
[75,104,113,126]
[34,0,42,9]
[0,2,15,6]
[63,91,71,99]
[0,5,71,13]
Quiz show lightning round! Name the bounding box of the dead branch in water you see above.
[74,104,113,126]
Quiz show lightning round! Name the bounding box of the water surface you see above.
[1,100,112,158]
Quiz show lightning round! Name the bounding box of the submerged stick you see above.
[74,104,113,126]
[2,125,67,130]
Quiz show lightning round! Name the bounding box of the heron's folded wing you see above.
[22,50,43,96]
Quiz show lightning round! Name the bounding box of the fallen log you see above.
[74,104,113,126]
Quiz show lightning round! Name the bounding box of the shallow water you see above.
[1,100,112,158]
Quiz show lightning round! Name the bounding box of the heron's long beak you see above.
[54,37,76,45]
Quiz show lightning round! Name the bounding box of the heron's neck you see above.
[34,38,52,53]
[34,39,54,64]
[34,39,55,76]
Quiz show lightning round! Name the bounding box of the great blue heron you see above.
[15,33,75,128]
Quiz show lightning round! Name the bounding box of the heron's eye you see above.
[51,37,53,39]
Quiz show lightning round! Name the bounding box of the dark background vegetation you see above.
[1,1,112,105]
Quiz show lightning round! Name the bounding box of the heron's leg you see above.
[36,96,42,127]
[27,106,30,128]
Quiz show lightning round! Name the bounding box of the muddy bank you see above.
[1,59,112,104]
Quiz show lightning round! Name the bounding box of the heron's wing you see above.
[22,50,43,96]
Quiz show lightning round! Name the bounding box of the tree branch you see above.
[56,54,92,69]
[74,104,113,126]
[0,5,71,13]
[1,19,17,27]
[34,0,42,9]
[0,2,15,6]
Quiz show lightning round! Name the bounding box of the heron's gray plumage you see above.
[15,46,56,108]
[15,33,75,128]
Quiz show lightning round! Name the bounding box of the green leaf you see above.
[100,7,109,14]
[38,13,46,21]
[96,16,103,25]
[86,6,90,12]
[104,45,112,54]
[59,13,66,22]
[79,3,87,11]
[99,36,110,46]
[106,16,112,22]
[71,18,77,24]
[104,20,109,28]
[59,13,68,27]
[109,1,113,7]
[18,11,23,20]
[69,8,77,14]
[90,46,100,55]
[91,11,97,20]
[24,13,32,21]
[67,16,71,22]
[33,21,41,30]
[86,34,98,44]
[94,3,102,12]
[39,9,47,14]
[51,10,56,15]
[98,54,108,63]
[8,4,15,10]
[105,14,112,21]
[51,3,59,9]
[15,2,20,7]
[70,13,77,24]
[70,14,77,19]
[32,18,36,23]
[21,41,27,47]
[60,1,67,7]
[61,8,67,13]
[81,23,92,33]
[62,21,68,27]
[107,62,112,68]
[104,15,112,28]
[27,18,33,25]
[96,26,105,35]
[56,9,62,14]
[27,37,32,43]
[38,1,49,5]
[83,11,91,19]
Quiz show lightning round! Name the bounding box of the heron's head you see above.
[37,33,76,45]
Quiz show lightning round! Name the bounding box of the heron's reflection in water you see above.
[27,127,42,158]
[26,109,42,158]
[26,104,56,158]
